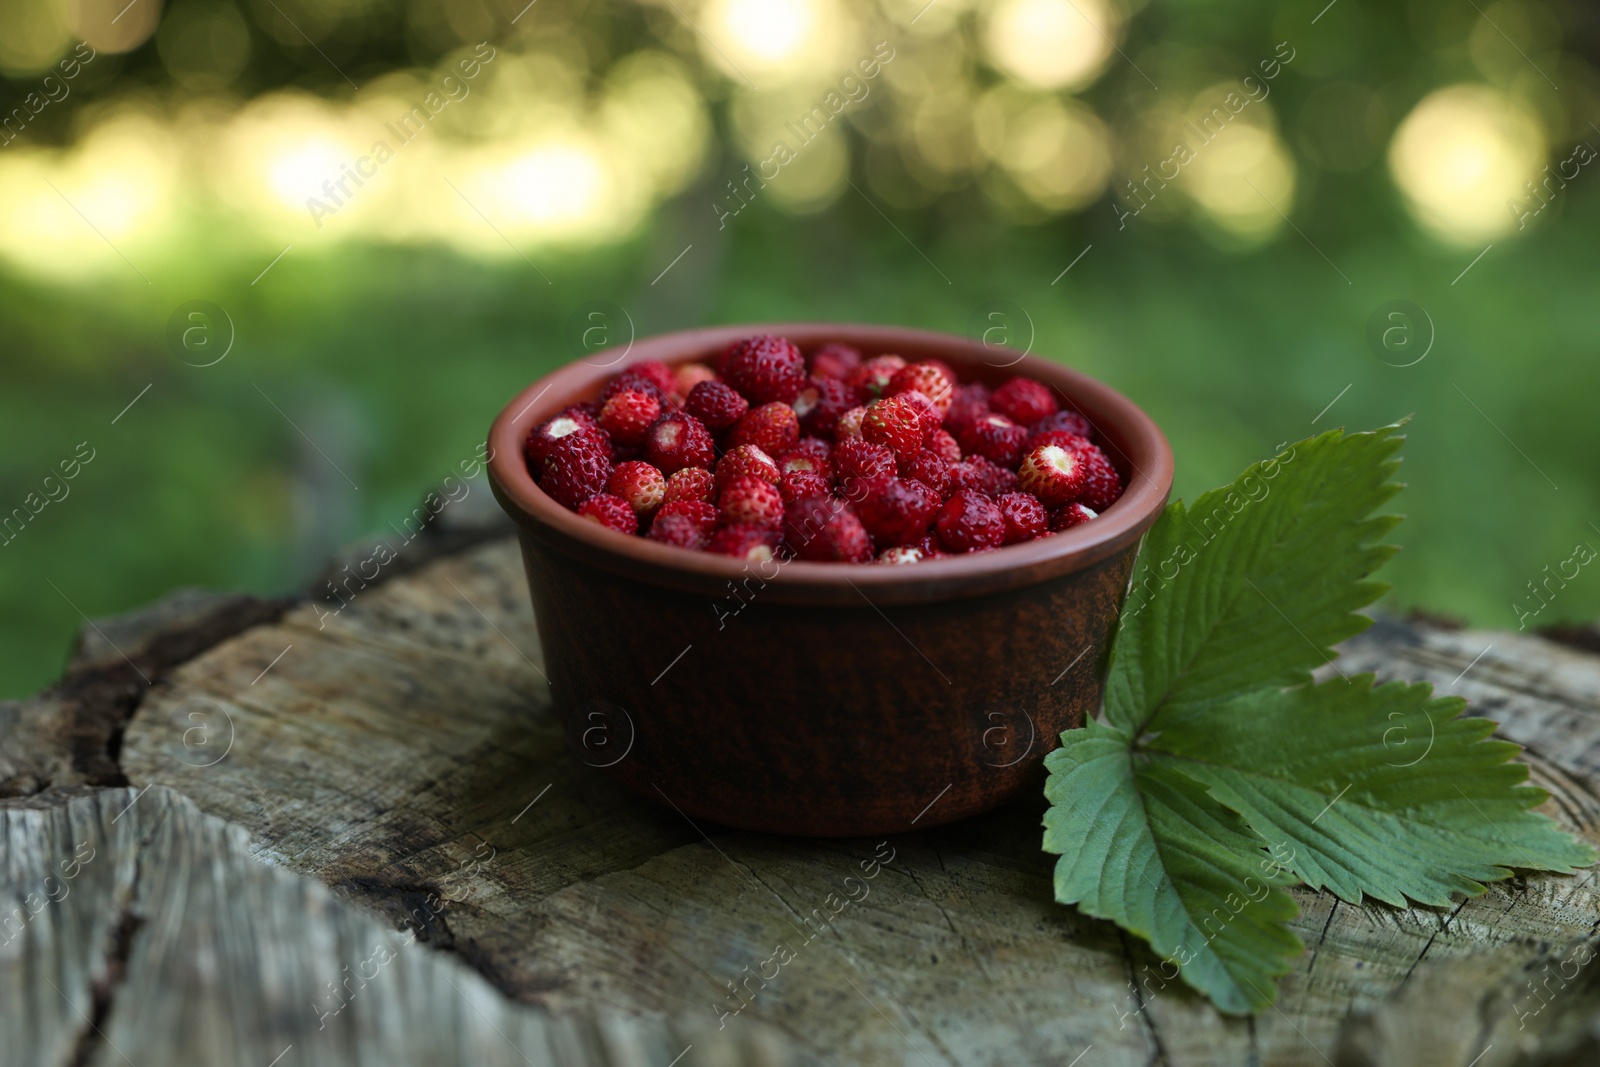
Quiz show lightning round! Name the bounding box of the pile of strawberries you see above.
[523,335,1123,564]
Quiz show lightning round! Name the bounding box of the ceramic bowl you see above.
[488,323,1172,836]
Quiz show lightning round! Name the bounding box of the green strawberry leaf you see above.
[1043,424,1594,1015]
[1151,676,1596,907]
[1043,719,1302,1015]
[1104,426,1403,734]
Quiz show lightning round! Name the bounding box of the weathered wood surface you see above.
[7,512,1600,1066]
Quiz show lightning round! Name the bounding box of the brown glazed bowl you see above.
[488,323,1172,837]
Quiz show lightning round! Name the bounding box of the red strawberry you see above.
[718,475,785,528]
[809,342,862,380]
[876,545,928,565]
[936,490,1006,553]
[685,380,749,430]
[608,460,666,515]
[832,436,896,496]
[942,382,990,437]
[600,371,671,409]
[777,469,831,503]
[656,498,718,531]
[648,512,710,551]
[792,375,859,439]
[1017,444,1088,508]
[926,428,961,463]
[991,377,1058,425]
[714,444,781,492]
[958,414,1029,468]
[629,360,676,396]
[886,362,955,415]
[723,335,806,405]
[861,395,928,456]
[526,406,601,465]
[1028,429,1093,455]
[1075,445,1124,511]
[577,493,638,535]
[898,449,951,497]
[662,466,715,506]
[708,523,782,560]
[645,412,716,474]
[835,405,868,439]
[539,428,613,510]
[599,389,662,446]
[996,492,1047,544]
[1050,502,1099,531]
[856,477,941,548]
[730,402,800,457]
[780,437,832,472]
[1032,409,1094,440]
[845,355,906,402]
[949,455,1018,498]
[673,361,717,399]
[783,496,873,563]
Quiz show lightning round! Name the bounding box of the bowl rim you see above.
[487,322,1174,606]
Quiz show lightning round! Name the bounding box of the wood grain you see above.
[8,530,1600,1065]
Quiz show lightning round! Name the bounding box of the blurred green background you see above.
[1,0,1597,697]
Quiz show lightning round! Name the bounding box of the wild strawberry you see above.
[673,361,717,399]
[943,382,990,437]
[877,545,927,565]
[539,428,613,510]
[856,477,941,548]
[648,512,710,551]
[708,523,782,560]
[792,375,859,439]
[723,335,806,405]
[777,469,831,503]
[780,438,832,474]
[901,389,944,438]
[991,377,1058,426]
[600,371,670,409]
[1028,429,1093,456]
[730,402,800,457]
[1050,502,1098,531]
[886,362,955,415]
[949,455,1018,498]
[832,436,896,496]
[846,355,906,402]
[1075,445,1124,511]
[608,460,666,516]
[959,414,1029,467]
[719,475,785,528]
[1017,444,1088,507]
[577,493,638,535]
[862,395,928,456]
[656,498,718,531]
[809,342,862,380]
[526,406,601,465]
[1032,409,1094,440]
[662,466,715,506]
[898,449,951,497]
[629,360,676,396]
[714,444,781,492]
[784,496,873,563]
[936,490,1006,553]
[599,389,662,445]
[996,492,1047,544]
[685,380,749,430]
[645,412,716,474]
[926,427,961,463]
[835,405,868,439]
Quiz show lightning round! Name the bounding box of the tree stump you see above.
[6,512,1600,1066]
